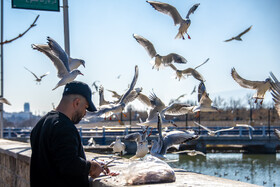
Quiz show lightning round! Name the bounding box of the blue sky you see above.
[3,0,280,114]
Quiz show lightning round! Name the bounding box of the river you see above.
[164,153,280,187]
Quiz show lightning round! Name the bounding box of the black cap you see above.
[63,81,97,112]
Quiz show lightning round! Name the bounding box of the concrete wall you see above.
[0,139,31,187]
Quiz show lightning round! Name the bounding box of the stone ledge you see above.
[0,139,260,187]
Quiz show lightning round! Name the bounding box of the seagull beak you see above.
[80,72,84,76]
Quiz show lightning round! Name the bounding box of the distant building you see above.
[24,102,30,113]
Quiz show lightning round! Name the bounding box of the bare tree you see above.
[0,15,39,45]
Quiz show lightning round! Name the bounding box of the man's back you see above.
[30,111,91,187]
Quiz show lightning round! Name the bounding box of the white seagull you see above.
[136,92,193,127]
[168,58,209,81]
[32,37,84,90]
[109,136,126,156]
[0,97,11,105]
[224,25,252,42]
[133,34,187,70]
[194,122,234,136]
[124,127,151,159]
[192,82,219,116]
[24,67,49,84]
[151,113,199,160]
[147,1,200,40]
[231,67,271,105]
[90,66,139,118]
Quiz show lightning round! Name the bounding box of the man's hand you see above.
[89,161,103,178]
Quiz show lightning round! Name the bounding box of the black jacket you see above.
[30,111,91,187]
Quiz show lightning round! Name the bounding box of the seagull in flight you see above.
[194,122,234,136]
[136,92,193,127]
[224,25,252,42]
[147,1,200,40]
[151,113,199,160]
[0,97,11,105]
[90,66,140,118]
[192,82,219,116]
[231,67,271,105]
[168,58,209,81]
[190,85,196,95]
[133,34,187,70]
[32,37,84,90]
[24,67,49,84]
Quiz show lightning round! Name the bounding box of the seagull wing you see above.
[186,3,200,18]
[231,68,264,89]
[40,72,50,79]
[161,130,197,155]
[47,36,70,72]
[198,82,206,102]
[214,127,235,133]
[147,1,183,25]
[270,75,280,117]
[194,58,209,70]
[0,97,11,105]
[161,53,187,65]
[224,38,234,42]
[237,25,252,38]
[107,89,122,99]
[136,93,153,107]
[182,68,204,82]
[194,122,212,132]
[168,64,178,71]
[133,34,157,58]
[199,92,213,106]
[31,44,69,78]
[119,65,139,104]
[124,132,141,142]
[24,67,39,79]
[163,103,193,116]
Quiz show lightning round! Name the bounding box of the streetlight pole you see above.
[63,0,70,56]
[0,0,3,139]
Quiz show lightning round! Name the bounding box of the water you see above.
[165,153,280,187]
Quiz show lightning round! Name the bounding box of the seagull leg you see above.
[195,111,200,119]
[260,99,263,105]
[187,33,191,39]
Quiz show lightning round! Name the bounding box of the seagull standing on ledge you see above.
[32,37,84,90]
[147,1,200,40]
[109,136,126,156]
